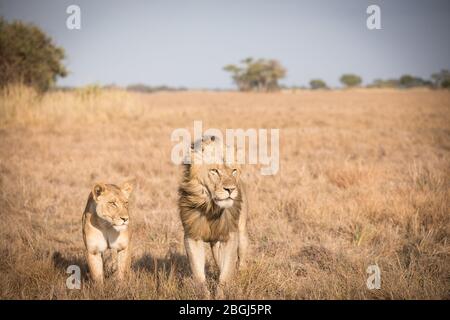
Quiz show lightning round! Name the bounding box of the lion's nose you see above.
[223,186,236,195]
[120,217,129,222]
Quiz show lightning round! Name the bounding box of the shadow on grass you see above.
[132,251,191,278]
[52,251,89,281]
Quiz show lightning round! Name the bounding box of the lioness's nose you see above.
[120,217,129,222]
[223,186,236,194]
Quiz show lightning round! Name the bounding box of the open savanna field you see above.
[0,87,449,299]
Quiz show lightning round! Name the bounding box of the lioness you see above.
[82,181,134,283]
[178,136,248,295]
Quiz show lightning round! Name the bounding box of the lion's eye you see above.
[209,169,219,176]
[232,169,238,176]
[109,201,117,207]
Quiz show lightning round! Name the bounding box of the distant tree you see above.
[399,75,415,88]
[223,58,286,91]
[0,18,67,91]
[431,69,450,89]
[368,78,399,88]
[126,84,155,93]
[126,83,186,93]
[399,74,432,88]
[223,64,246,90]
[309,79,328,90]
[340,74,362,88]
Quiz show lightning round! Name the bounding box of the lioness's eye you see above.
[232,169,238,176]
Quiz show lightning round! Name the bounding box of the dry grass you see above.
[0,85,449,299]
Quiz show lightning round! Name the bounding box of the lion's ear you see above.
[201,135,217,151]
[191,135,217,153]
[121,179,135,198]
[92,183,106,201]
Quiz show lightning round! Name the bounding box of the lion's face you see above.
[179,136,244,242]
[92,182,133,231]
[200,164,240,209]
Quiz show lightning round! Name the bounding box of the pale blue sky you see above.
[1,0,449,88]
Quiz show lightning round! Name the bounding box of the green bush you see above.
[399,75,432,88]
[340,74,362,88]
[367,79,399,88]
[0,18,67,92]
[309,79,328,90]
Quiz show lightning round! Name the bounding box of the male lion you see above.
[178,136,248,296]
[82,181,134,283]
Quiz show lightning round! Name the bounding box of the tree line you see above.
[307,73,450,90]
[1,18,449,92]
[224,58,449,91]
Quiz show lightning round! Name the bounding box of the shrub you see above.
[309,79,328,90]
[0,18,67,92]
[340,74,362,88]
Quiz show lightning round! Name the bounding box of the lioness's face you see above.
[203,165,240,208]
[92,181,134,231]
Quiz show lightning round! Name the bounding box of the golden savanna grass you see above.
[0,85,449,299]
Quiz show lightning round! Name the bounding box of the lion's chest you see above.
[188,210,238,242]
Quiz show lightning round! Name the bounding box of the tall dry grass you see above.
[0,85,449,299]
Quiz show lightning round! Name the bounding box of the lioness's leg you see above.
[117,246,130,280]
[87,252,104,283]
[184,236,206,283]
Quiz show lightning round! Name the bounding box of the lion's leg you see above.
[185,236,209,297]
[117,246,130,281]
[238,231,249,270]
[184,236,206,283]
[211,233,238,298]
[212,233,239,285]
[210,242,220,268]
[237,207,248,270]
[86,252,104,284]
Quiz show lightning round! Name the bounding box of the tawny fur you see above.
[179,177,243,242]
[178,136,249,296]
[82,181,134,283]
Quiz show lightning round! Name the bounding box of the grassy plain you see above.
[0,86,449,299]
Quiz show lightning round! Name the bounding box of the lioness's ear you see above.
[121,179,135,198]
[92,183,106,201]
